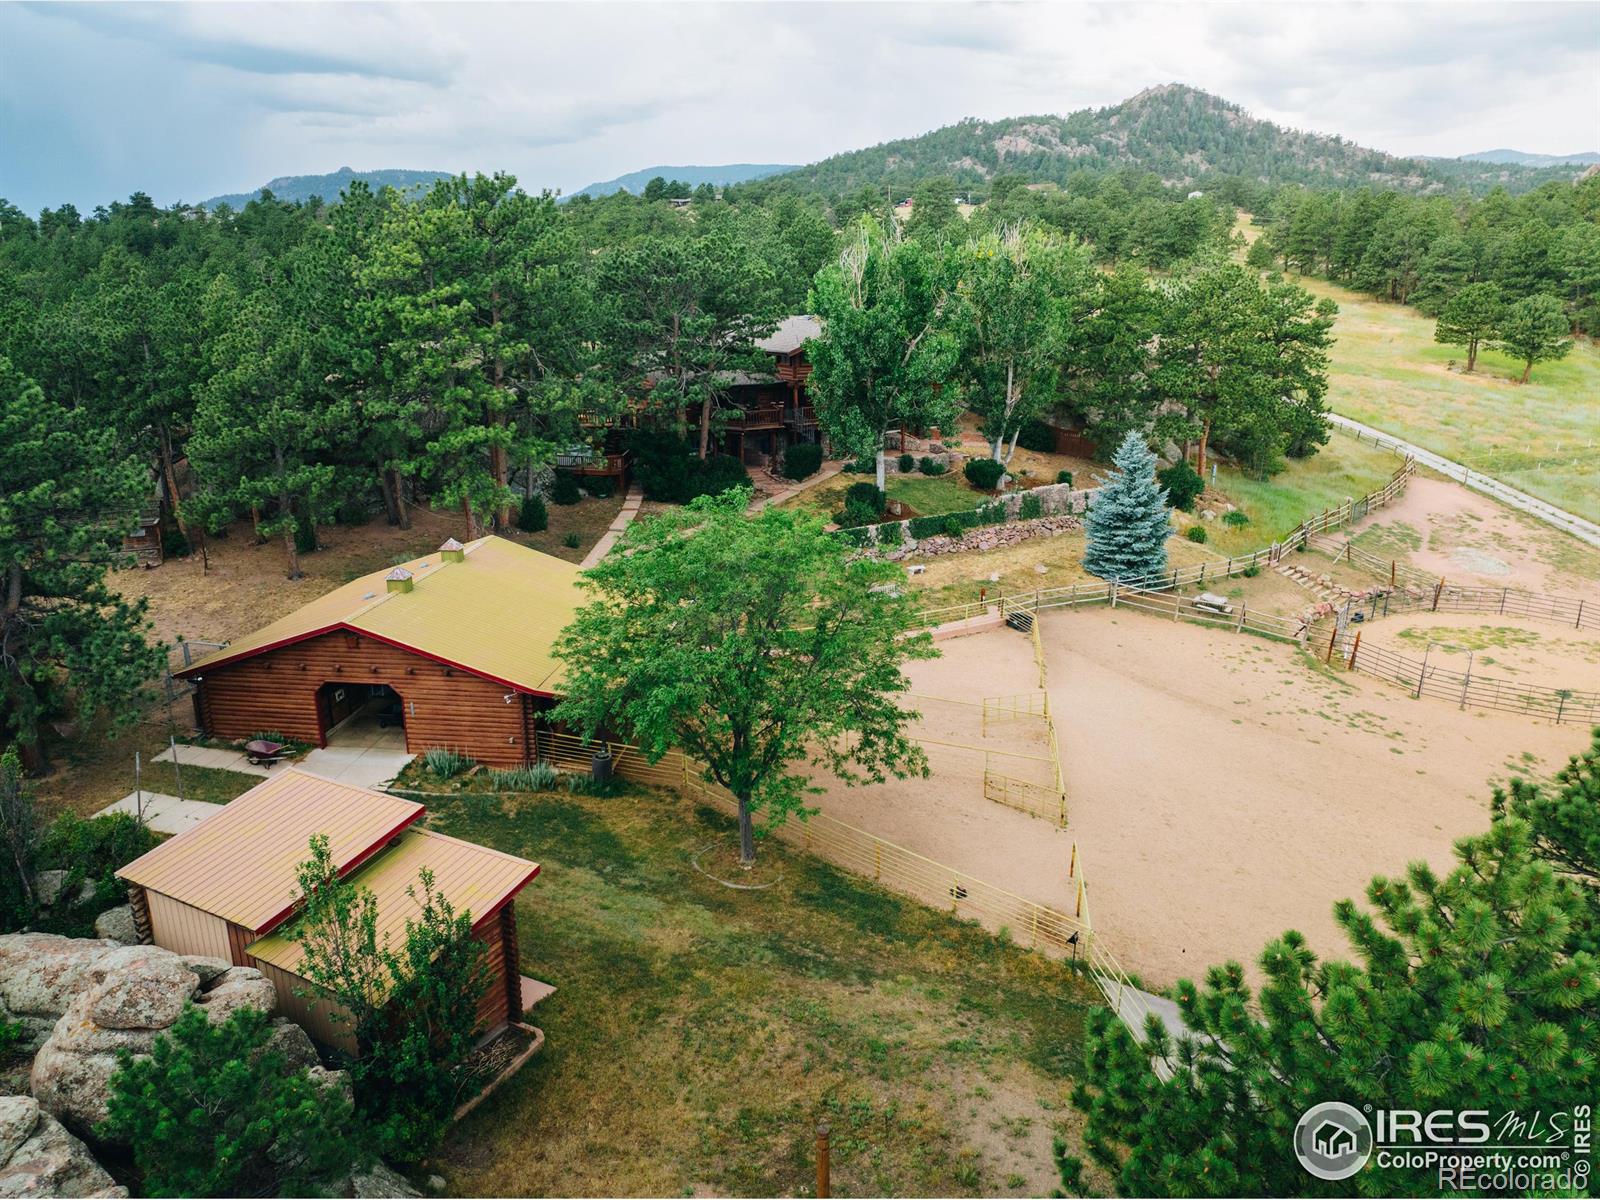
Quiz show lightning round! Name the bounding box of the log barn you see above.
[174,535,582,767]
[116,768,541,1054]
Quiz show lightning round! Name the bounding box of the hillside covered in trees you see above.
[754,85,1584,200]
[201,167,453,210]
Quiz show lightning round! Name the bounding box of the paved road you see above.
[1328,413,1600,550]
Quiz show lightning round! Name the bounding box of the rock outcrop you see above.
[0,1096,125,1198]
[10,937,317,1144]
[0,935,122,1052]
[90,909,136,947]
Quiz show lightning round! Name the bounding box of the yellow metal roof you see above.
[246,827,538,974]
[175,535,584,694]
[117,769,424,933]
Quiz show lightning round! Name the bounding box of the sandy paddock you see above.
[808,608,1594,991]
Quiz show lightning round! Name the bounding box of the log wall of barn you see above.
[194,629,533,766]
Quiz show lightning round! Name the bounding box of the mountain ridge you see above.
[757,84,1581,196]
[201,166,452,209]
[566,163,799,200]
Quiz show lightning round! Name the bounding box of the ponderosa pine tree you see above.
[1494,293,1572,384]
[1059,744,1600,1198]
[1083,432,1169,583]
[1433,282,1502,372]
[0,357,162,765]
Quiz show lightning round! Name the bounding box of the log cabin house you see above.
[116,768,541,1054]
[709,314,823,468]
[173,535,582,767]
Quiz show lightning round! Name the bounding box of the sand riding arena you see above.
[803,597,1599,990]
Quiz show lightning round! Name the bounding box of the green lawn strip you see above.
[428,787,1098,1197]
[126,761,262,805]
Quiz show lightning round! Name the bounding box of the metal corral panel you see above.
[146,891,232,961]
[247,827,538,979]
[172,535,584,695]
[116,769,424,934]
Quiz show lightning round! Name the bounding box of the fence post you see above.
[1109,581,1118,609]
[1500,588,1508,615]
[1348,630,1361,671]
[1324,624,1339,666]
[816,1125,831,1200]
[1432,580,1444,612]
[1390,560,1396,588]
[1575,599,1583,630]
[1236,602,1246,633]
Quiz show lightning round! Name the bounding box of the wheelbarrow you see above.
[244,739,291,768]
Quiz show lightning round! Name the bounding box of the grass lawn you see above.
[429,785,1101,1197]
[779,471,988,522]
[1235,213,1600,522]
[1198,433,1401,557]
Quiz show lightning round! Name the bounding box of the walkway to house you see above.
[750,461,846,512]
[153,743,270,777]
[580,485,644,568]
[96,791,223,835]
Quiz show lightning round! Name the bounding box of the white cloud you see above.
[1,1,1595,213]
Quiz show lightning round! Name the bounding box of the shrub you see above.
[782,442,823,480]
[34,811,158,935]
[1019,493,1043,521]
[585,476,614,500]
[964,458,1006,490]
[1185,525,1208,543]
[550,470,582,505]
[919,456,946,476]
[836,496,881,528]
[1157,461,1205,512]
[630,432,752,503]
[562,532,581,549]
[335,496,372,526]
[517,494,548,532]
[907,515,946,539]
[843,458,875,474]
[423,747,472,779]
[877,522,905,547]
[845,481,887,515]
[1242,564,1261,577]
[1057,470,1074,486]
[976,501,1008,525]
[897,452,915,473]
[102,1005,361,1197]
[488,762,559,791]
[1016,420,1057,453]
[942,516,966,539]
[293,514,317,555]
[160,528,191,559]
[1222,510,1250,528]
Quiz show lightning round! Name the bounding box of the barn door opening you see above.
[318,682,405,752]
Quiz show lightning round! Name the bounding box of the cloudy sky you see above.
[2,1,1596,214]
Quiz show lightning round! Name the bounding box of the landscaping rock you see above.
[0,1095,125,1198]
[90,909,135,947]
[86,952,198,1031]
[426,1175,447,1194]
[31,872,69,909]
[263,1019,320,1073]
[0,935,120,1052]
[179,956,230,988]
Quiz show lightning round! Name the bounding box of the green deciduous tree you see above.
[0,357,163,763]
[291,835,492,1162]
[102,1004,361,1198]
[1062,746,1600,1197]
[1494,293,1573,384]
[808,218,959,489]
[1433,282,1502,373]
[552,487,934,866]
[952,223,1092,463]
[1083,432,1169,582]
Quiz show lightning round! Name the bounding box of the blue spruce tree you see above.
[1083,432,1169,582]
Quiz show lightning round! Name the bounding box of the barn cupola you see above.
[439,538,466,563]
[386,567,414,594]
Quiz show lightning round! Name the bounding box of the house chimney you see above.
[439,537,466,563]
[386,567,414,594]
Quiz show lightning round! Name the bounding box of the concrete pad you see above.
[300,746,414,789]
[97,792,224,835]
[152,743,270,777]
[519,976,556,1011]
